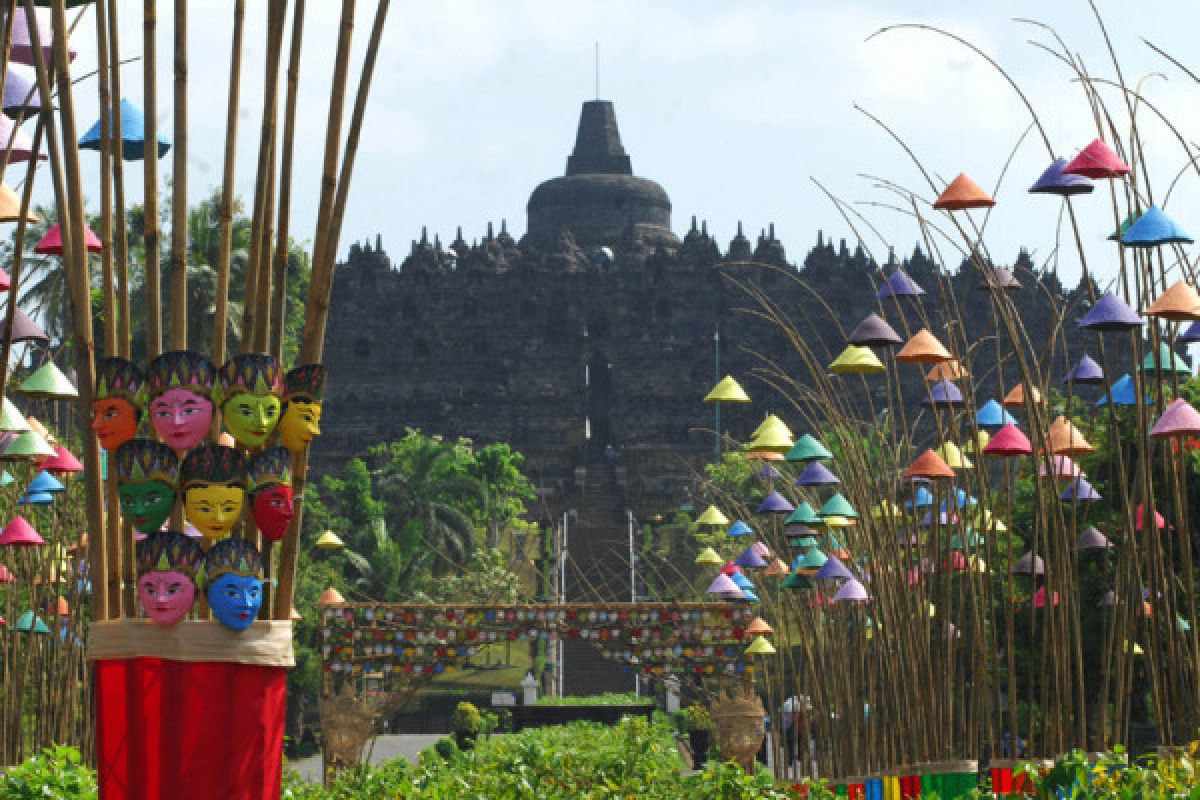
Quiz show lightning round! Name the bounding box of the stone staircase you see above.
[561,463,636,695]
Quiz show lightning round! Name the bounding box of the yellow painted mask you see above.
[278,399,322,453]
[184,483,245,541]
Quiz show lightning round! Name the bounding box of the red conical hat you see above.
[1063,139,1130,179]
[982,424,1032,457]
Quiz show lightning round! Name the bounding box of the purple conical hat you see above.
[2,64,44,120]
[755,464,782,480]
[1012,551,1044,575]
[757,491,794,514]
[706,573,741,596]
[1029,157,1095,196]
[1077,526,1111,550]
[1150,398,1200,438]
[1180,321,1200,343]
[1078,292,1143,332]
[877,269,925,299]
[813,555,854,581]
[977,266,1021,292]
[1060,477,1101,502]
[847,313,903,347]
[1099,590,1118,607]
[734,545,768,569]
[794,461,840,487]
[1066,354,1104,385]
[832,579,869,603]
[922,379,964,406]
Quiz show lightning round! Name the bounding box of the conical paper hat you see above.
[1121,206,1192,248]
[695,505,729,527]
[786,434,832,462]
[1002,383,1043,408]
[0,183,36,224]
[903,449,956,480]
[746,617,774,635]
[0,515,43,546]
[935,442,973,470]
[1063,138,1130,179]
[1145,280,1200,321]
[1029,157,1094,196]
[977,266,1021,292]
[832,579,870,603]
[17,361,78,400]
[745,635,776,655]
[1151,398,1200,438]
[829,345,884,374]
[896,329,952,364]
[34,223,104,255]
[932,173,995,211]
[877,269,925,299]
[847,313,903,347]
[694,547,723,566]
[1048,415,1093,456]
[1,430,55,460]
[1078,292,1143,331]
[317,586,346,606]
[704,375,750,403]
[925,360,968,382]
[0,397,29,432]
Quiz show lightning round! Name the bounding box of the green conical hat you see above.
[786,434,832,462]
[786,502,822,526]
[0,470,12,487]
[787,535,819,549]
[136,531,203,581]
[781,571,812,590]
[215,353,282,407]
[114,439,180,486]
[1,430,56,460]
[146,351,217,401]
[17,361,78,400]
[198,536,263,589]
[180,444,247,489]
[247,447,291,493]
[284,364,327,403]
[0,398,30,432]
[796,548,828,570]
[820,493,858,519]
[1140,342,1192,375]
[94,357,147,410]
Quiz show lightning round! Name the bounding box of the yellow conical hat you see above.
[704,375,751,403]
[935,442,973,470]
[829,346,885,375]
[695,505,729,527]
[694,547,723,565]
[745,635,776,655]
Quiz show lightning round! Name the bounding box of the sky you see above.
[45,1,1200,290]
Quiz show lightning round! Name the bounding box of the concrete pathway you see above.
[289,733,444,783]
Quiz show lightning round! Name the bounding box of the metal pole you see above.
[629,509,639,698]
[714,327,721,461]
[559,510,569,697]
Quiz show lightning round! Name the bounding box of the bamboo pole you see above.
[142,0,161,357]
[169,0,187,350]
[211,0,244,364]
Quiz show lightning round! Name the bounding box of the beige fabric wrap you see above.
[87,619,294,667]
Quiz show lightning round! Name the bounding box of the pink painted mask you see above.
[137,570,196,625]
[252,484,295,542]
[150,388,214,451]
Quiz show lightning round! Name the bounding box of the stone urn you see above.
[710,690,765,771]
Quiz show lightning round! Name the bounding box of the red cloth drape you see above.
[94,658,286,800]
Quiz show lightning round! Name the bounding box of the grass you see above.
[532,691,654,706]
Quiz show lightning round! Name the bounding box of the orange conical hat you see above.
[925,360,969,382]
[933,173,996,211]
[897,329,953,364]
[903,448,957,480]
[1002,383,1044,408]
[0,183,37,224]
[1145,280,1200,321]
[1048,415,1094,456]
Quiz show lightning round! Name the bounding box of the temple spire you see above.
[565,100,632,176]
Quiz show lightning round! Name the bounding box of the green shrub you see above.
[533,691,654,706]
[676,704,714,732]
[0,745,97,800]
[433,735,461,763]
[450,701,482,734]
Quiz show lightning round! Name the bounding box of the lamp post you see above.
[713,327,720,460]
[627,509,640,698]
[558,509,576,697]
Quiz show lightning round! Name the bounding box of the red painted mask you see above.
[251,484,294,542]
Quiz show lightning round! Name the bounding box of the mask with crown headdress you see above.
[247,447,294,542]
[146,351,217,451]
[199,537,263,632]
[114,439,179,534]
[278,364,326,453]
[136,531,202,625]
[93,357,146,451]
[216,354,283,448]
[181,444,248,541]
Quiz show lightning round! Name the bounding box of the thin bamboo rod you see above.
[142,0,161,357]
[169,0,187,350]
[211,0,243,364]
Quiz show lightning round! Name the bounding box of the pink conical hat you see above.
[1063,139,1130,179]
[41,444,83,474]
[832,578,870,603]
[0,515,44,546]
[1033,586,1060,608]
[0,564,15,583]
[1038,454,1080,480]
[1151,398,1200,438]
[982,423,1032,457]
[34,223,103,256]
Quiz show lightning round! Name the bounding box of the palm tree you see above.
[373,437,486,576]
[340,517,415,601]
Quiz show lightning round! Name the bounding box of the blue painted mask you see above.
[207,573,263,632]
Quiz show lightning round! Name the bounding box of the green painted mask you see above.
[223,394,282,448]
[118,480,177,534]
